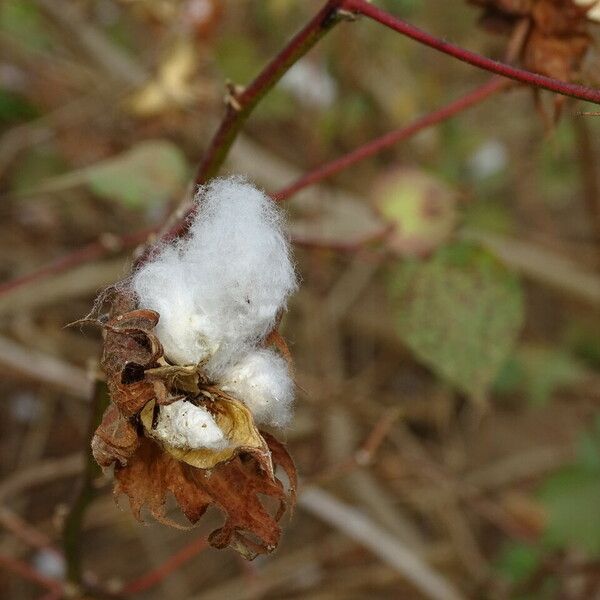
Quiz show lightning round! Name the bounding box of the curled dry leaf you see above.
[114,434,295,559]
[92,404,139,468]
[469,0,595,119]
[88,291,297,559]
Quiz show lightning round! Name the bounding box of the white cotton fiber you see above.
[220,349,294,427]
[575,0,600,22]
[131,177,297,376]
[130,177,297,441]
[148,400,228,450]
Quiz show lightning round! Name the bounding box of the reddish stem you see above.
[3,2,598,296]
[193,0,347,188]
[0,507,61,556]
[0,79,503,298]
[122,536,208,595]
[274,77,507,201]
[345,0,600,104]
[0,553,62,594]
[0,227,153,297]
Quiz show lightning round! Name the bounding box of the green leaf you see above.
[85,141,188,208]
[564,318,600,369]
[18,140,189,209]
[494,542,542,584]
[520,347,586,407]
[8,146,66,193]
[576,415,600,472]
[0,0,50,50]
[216,35,262,84]
[492,354,526,397]
[0,89,39,124]
[539,465,600,555]
[389,241,524,399]
[462,200,515,236]
[493,345,587,407]
[537,417,600,556]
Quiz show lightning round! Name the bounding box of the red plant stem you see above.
[0,227,154,297]
[122,536,208,595]
[193,0,347,188]
[0,78,503,298]
[3,2,597,296]
[0,553,62,594]
[345,0,600,104]
[0,507,61,556]
[0,1,349,295]
[274,77,507,201]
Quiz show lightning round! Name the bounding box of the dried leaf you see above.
[523,28,589,82]
[144,364,206,395]
[92,404,139,468]
[265,327,293,370]
[101,308,164,417]
[127,40,203,116]
[469,0,594,119]
[114,435,296,559]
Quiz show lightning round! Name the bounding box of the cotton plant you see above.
[130,177,297,450]
[89,177,298,558]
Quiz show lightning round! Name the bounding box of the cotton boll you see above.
[132,246,219,365]
[147,400,228,450]
[131,176,297,373]
[185,178,297,367]
[220,349,294,427]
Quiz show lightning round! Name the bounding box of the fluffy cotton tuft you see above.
[220,349,294,427]
[131,177,297,375]
[148,400,228,450]
[130,177,297,443]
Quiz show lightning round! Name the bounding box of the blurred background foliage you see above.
[0,0,599,598]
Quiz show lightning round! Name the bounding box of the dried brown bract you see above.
[469,0,597,120]
[88,291,297,559]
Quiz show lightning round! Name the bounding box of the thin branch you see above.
[0,1,349,295]
[0,454,83,504]
[62,380,109,585]
[0,506,61,556]
[345,0,600,105]
[0,335,92,399]
[0,553,62,595]
[193,0,348,188]
[273,77,507,201]
[2,2,593,297]
[299,487,465,600]
[0,228,153,298]
[122,536,208,595]
[0,78,502,299]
